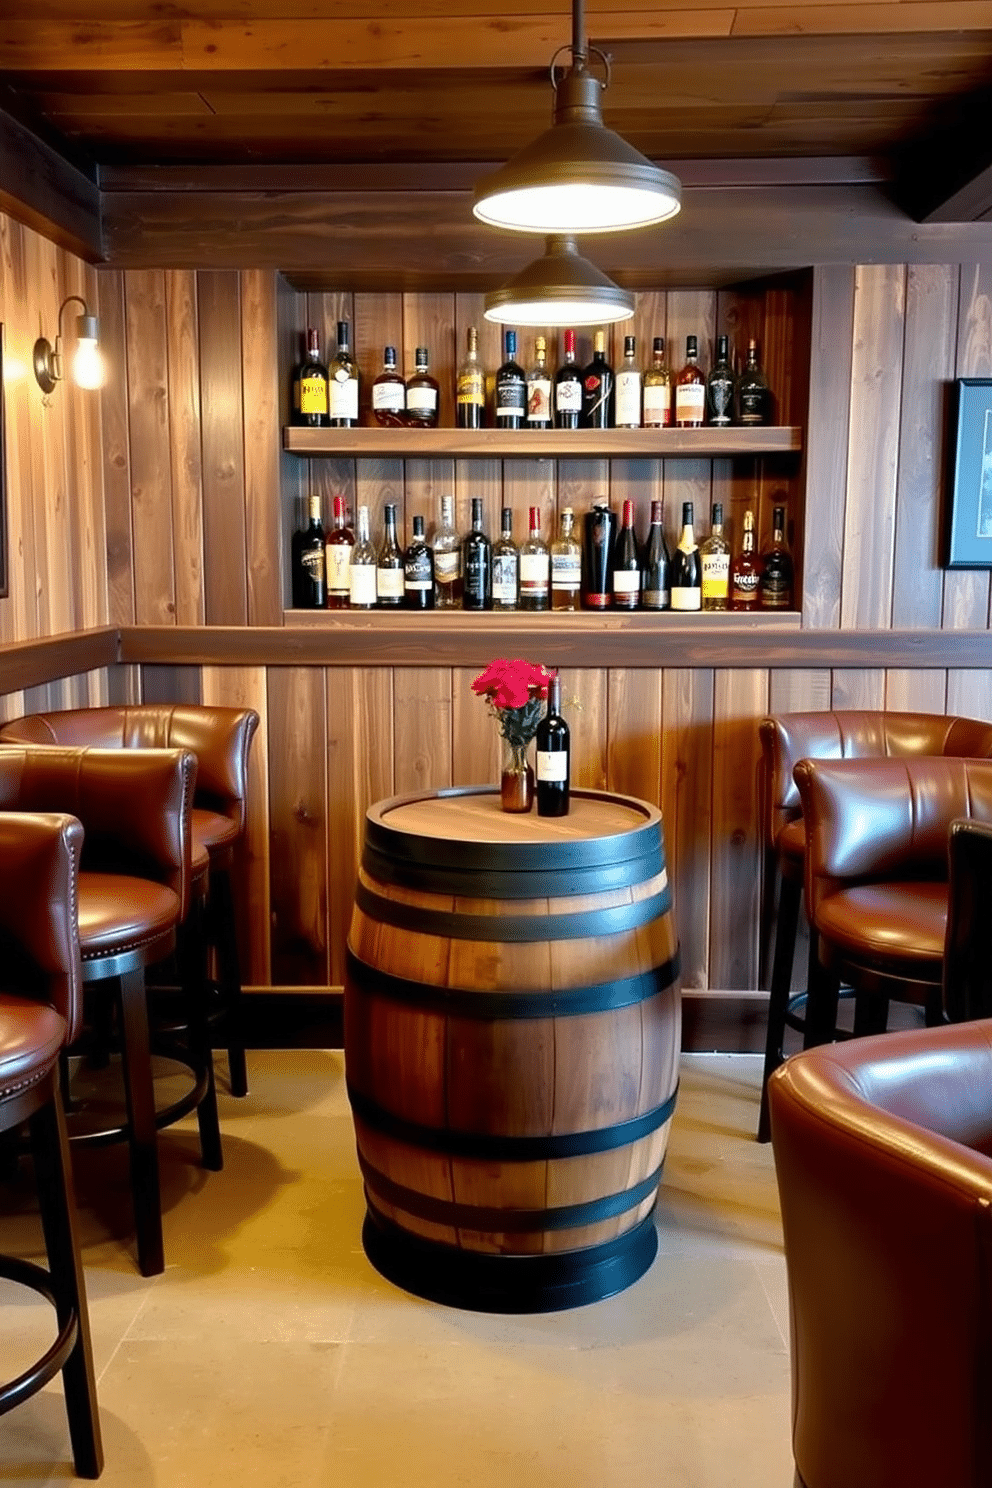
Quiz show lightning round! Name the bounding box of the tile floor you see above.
[0,1052,794,1487]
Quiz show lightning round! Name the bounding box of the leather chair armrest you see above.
[0,811,84,1043]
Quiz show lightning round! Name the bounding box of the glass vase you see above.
[500,738,534,813]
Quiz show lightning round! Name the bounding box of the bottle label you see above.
[613,570,640,596]
[670,586,702,611]
[643,384,671,424]
[326,542,352,591]
[555,381,582,414]
[733,571,760,601]
[761,573,792,607]
[701,553,730,602]
[406,386,438,414]
[519,553,550,593]
[350,563,377,606]
[300,376,328,416]
[329,378,358,421]
[492,553,518,602]
[300,547,325,583]
[457,370,485,407]
[738,391,767,426]
[527,378,552,423]
[583,376,610,423]
[707,378,735,425]
[675,383,705,423]
[372,383,404,412]
[433,549,461,580]
[551,554,581,591]
[642,588,669,608]
[376,567,404,599]
[615,371,642,427]
[496,376,527,416]
[536,750,568,783]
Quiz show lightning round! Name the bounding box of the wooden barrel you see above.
[344,786,681,1313]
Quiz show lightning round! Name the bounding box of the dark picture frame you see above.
[0,325,6,599]
[946,377,992,569]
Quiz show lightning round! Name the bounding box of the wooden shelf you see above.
[283,426,803,459]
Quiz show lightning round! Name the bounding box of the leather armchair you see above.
[768,1020,992,1488]
[943,817,992,1023]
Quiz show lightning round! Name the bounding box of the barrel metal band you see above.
[360,1159,663,1233]
[345,944,682,1020]
[354,880,671,943]
[362,840,664,900]
[347,1084,679,1161]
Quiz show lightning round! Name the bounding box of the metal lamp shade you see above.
[483,235,635,326]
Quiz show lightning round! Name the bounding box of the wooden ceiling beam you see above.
[0,105,102,259]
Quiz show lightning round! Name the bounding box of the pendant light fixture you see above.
[483,235,634,325]
[473,0,681,235]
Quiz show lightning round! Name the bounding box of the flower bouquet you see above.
[472,658,550,812]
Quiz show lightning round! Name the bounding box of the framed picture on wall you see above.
[947,377,992,568]
[0,325,6,599]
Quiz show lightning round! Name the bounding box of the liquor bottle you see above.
[550,506,582,611]
[675,336,706,428]
[349,504,378,610]
[582,501,616,610]
[376,502,405,607]
[291,494,326,608]
[324,493,354,610]
[581,330,614,428]
[641,498,670,610]
[737,339,772,426]
[669,501,702,611]
[699,501,731,611]
[526,336,553,429]
[328,320,359,428]
[554,329,582,430]
[759,504,794,609]
[642,337,672,429]
[730,509,761,610]
[495,330,527,430]
[404,515,435,610]
[456,327,485,430]
[371,345,406,427]
[491,506,519,611]
[612,498,641,610]
[705,335,735,427]
[518,506,550,611]
[431,494,463,608]
[462,496,492,611]
[614,334,642,429]
[405,346,440,427]
[535,671,570,819]
[294,328,329,428]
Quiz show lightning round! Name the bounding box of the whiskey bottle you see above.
[405,346,440,427]
[705,335,735,427]
[295,328,329,428]
[535,671,570,819]
[550,506,582,611]
[518,506,550,611]
[456,327,485,430]
[759,505,794,609]
[614,335,642,429]
[581,330,614,428]
[371,345,406,427]
[328,320,359,427]
[431,494,463,608]
[324,493,354,610]
[292,494,326,608]
[554,329,582,429]
[737,340,772,426]
[495,330,527,430]
[641,499,670,610]
[491,506,519,611]
[699,501,731,611]
[642,337,672,429]
[612,498,641,610]
[462,496,492,611]
[669,501,702,611]
[526,336,553,429]
[730,509,761,610]
[404,515,435,610]
[675,336,706,428]
[376,502,405,608]
[349,505,378,610]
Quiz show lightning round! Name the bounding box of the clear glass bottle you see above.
[612,497,641,609]
[642,336,672,429]
[550,506,582,611]
[405,346,440,427]
[462,496,492,610]
[535,671,570,819]
[641,499,670,610]
[518,505,550,611]
[526,336,553,429]
[675,336,706,428]
[431,494,463,608]
[375,502,405,607]
[371,345,406,427]
[669,501,702,611]
[324,493,353,610]
[328,320,359,428]
[491,506,519,611]
[699,501,731,610]
[554,329,582,430]
[737,339,772,426]
[404,514,435,610]
[495,330,527,429]
[295,328,329,428]
[759,504,794,609]
[705,335,735,427]
[456,327,485,430]
[292,494,326,608]
[349,504,378,610]
[614,334,642,429]
[730,509,761,610]
[581,329,614,428]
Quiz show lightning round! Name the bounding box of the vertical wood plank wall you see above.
[1,203,991,1005]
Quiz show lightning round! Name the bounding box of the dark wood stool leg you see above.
[757,872,802,1142]
[181,894,223,1173]
[115,967,164,1277]
[29,1091,103,1478]
[212,869,248,1098]
[803,938,841,1049]
[853,993,889,1036]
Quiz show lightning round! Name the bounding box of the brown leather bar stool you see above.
[0,743,218,1276]
[756,709,992,1140]
[0,706,260,1097]
[794,755,992,1048]
[943,817,992,1023]
[0,812,102,1478]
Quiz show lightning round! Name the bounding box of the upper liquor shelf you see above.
[283,427,803,459]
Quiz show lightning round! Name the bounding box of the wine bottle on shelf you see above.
[491,506,519,612]
[404,515,435,610]
[349,504,378,610]
[705,335,735,427]
[535,671,570,819]
[737,340,772,426]
[759,504,794,609]
[641,499,670,610]
[730,509,761,610]
[291,494,326,608]
[375,502,405,607]
[612,498,641,610]
[614,335,642,429]
[328,320,359,428]
[294,328,329,428]
[371,345,406,427]
[582,501,616,610]
[550,506,582,611]
[431,494,463,608]
[642,337,672,429]
[554,329,582,430]
[462,496,492,611]
[495,330,527,430]
[526,336,553,429]
[581,330,614,428]
[674,336,706,428]
[405,346,440,427]
[456,327,485,430]
[670,501,702,611]
[518,506,550,611]
[699,501,731,611]
[324,493,353,610]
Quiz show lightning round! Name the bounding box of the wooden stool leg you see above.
[212,869,248,1098]
[757,873,802,1142]
[803,938,841,1049]
[182,895,223,1173]
[116,967,164,1278]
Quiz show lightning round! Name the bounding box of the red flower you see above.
[472,658,549,708]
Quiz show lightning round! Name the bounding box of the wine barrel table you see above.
[344,786,682,1313]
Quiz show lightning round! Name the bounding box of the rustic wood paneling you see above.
[198,270,248,625]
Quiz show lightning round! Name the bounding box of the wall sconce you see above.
[33,296,105,393]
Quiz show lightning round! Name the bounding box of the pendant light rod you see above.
[570,0,587,70]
